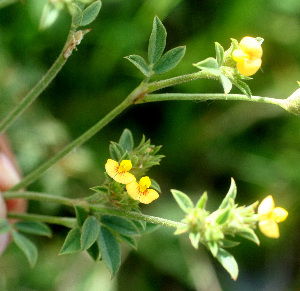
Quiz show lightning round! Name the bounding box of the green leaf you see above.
[193,57,220,76]
[119,129,134,152]
[215,42,224,67]
[171,189,194,213]
[109,142,124,161]
[148,16,167,65]
[238,228,260,245]
[98,226,121,277]
[216,248,239,280]
[219,74,232,94]
[59,228,81,254]
[219,178,237,209]
[207,241,218,257]
[153,46,186,75]
[221,239,240,248]
[189,232,200,249]
[71,4,83,27]
[216,207,231,225]
[232,79,252,98]
[125,55,151,77]
[81,216,100,250]
[119,234,137,250]
[101,215,139,236]
[81,0,102,26]
[196,191,208,209]
[74,205,89,227]
[90,185,109,194]
[0,218,10,234]
[12,231,38,268]
[87,241,101,261]
[14,221,52,237]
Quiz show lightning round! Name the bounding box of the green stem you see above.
[10,83,147,190]
[4,191,185,229]
[3,191,78,208]
[147,71,214,94]
[138,93,286,109]
[0,28,75,136]
[89,205,185,228]
[7,212,76,228]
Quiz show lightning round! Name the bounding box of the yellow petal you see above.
[105,159,119,179]
[236,58,261,76]
[259,219,279,238]
[272,207,288,223]
[114,172,136,184]
[232,49,249,62]
[105,159,136,184]
[258,195,274,217]
[126,181,140,200]
[239,37,263,59]
[139,189,159,204]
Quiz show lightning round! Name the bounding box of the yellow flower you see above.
[105,159,136,184]
[258,195,288,238]
[126,176,159,204]
[232,36,263,76]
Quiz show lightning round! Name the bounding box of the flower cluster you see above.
[232,36,263,76]
[105,159,159,204]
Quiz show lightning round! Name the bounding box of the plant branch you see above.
[3,191,78,208]
[138,93,286,109]
[89,205,185,228]
[4,191,185,229]
[7,212,77,228]
[146,71,215,94]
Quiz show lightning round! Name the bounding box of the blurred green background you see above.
[0,0,300,290]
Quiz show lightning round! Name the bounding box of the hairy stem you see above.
[138,93,286,109]
[4,191,185,229]
[3,191,78,207]
[146,71,214,94]
[7,212,77,228]
[89,205,185,228]
[0,29,77,136]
